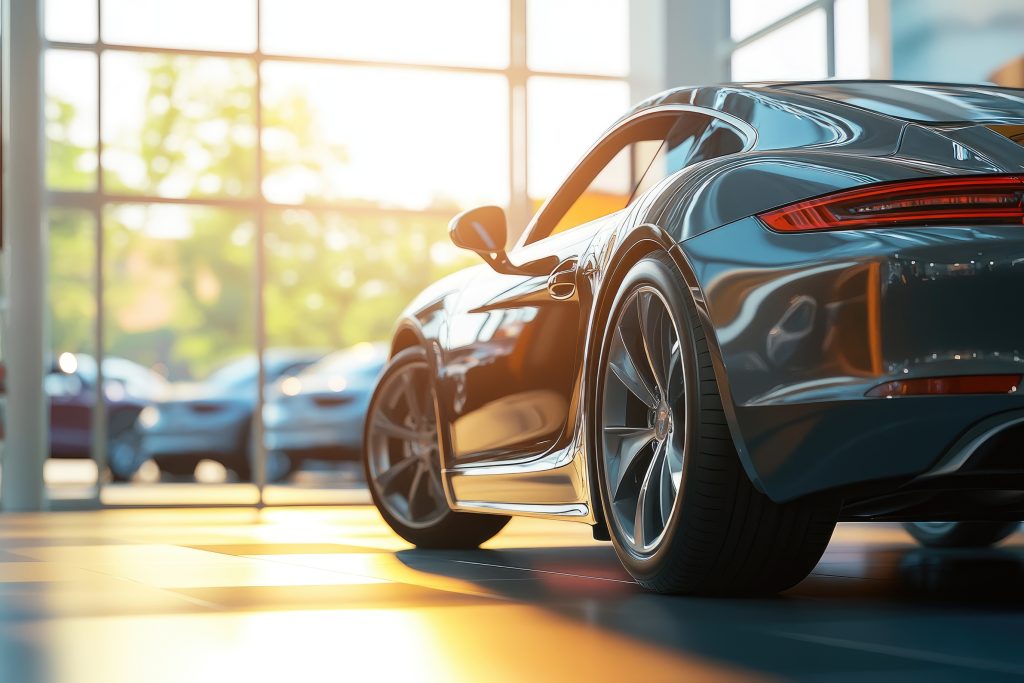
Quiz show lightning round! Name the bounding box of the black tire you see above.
[364,347,509,549]
[903,521,1019,548]
[594,252,839,595]
[107,424,145,482]
[227,420,254,482]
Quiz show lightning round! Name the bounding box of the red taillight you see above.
[760,175,1024,232]
[866,375,1022,398]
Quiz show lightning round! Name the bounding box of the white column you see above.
[867,0,893,79]
[1,0,48,511]
[630,0,732,102]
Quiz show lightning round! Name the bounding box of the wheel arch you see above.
[389,322,426,358]
[582,229,672,537]
[582,227,768,533]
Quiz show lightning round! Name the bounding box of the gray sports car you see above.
[363,81,1024,594]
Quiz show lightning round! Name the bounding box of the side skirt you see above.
[445,440,595,523]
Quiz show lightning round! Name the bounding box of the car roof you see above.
[766,80,1024,124]
[631,80,1024,126]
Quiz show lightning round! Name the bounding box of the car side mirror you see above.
[449,206,557,276]
[449,205,507,254]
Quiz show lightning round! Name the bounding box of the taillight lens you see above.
[866,375,1022,398]
[760,175,1024,232]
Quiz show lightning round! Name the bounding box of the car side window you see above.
[525,110,746,244]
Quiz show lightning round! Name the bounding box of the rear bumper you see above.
[733,397,1024,501]
[682,219,1024,501]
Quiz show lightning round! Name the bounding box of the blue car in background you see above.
[263,343,387,478]
[138,349,322,481]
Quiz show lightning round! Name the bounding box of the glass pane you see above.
[527,76,630,201]
[47,208,98,498]
[101,52,257,199]
[731,9,828,82]
[101,0,256,52]
[46,50,98,191]
[46,0,98,43]
[730,0,814,40]
[262,0,508,68]
[104,203,257,486]
[835,0,871,79]
[262,209,473,487]
[527,0,629,76]
[261,63,508,209]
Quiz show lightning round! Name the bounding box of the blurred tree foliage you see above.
[47,55,475,380]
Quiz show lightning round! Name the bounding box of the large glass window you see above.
[728,0,872,81]
[262,0,509,67]
[101,52,258,199]
[43,1,630,500]
[731,9,828,82]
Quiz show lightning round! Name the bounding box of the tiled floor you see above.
[0,507,1022,682]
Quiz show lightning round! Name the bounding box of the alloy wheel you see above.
[601,286,688,554]
[366,360,448,529]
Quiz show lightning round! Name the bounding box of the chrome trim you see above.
[916,409,1024,479]
[513,103,758,251]
[446,430,595,523]
[454,500,590,518]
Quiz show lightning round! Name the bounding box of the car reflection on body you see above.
[138,349,322,481]
[362,80,1024,595]
[262,343,387,481]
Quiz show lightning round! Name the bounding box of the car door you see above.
[439,109,697,465]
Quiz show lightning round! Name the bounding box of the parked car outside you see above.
[0,353,169,480]
[263,342,387,479]
[138,349,323,481]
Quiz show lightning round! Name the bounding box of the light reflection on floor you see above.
[0,507,1022,682]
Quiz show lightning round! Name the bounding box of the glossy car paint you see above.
[385,81,1024,524]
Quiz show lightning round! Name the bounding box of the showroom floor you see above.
[0,508,1022,682]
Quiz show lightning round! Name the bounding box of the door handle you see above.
[546,258,578,300]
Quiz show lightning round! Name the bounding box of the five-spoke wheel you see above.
[602,286,686,554]
[363,347,510,548]
[595,253,838,594]
[366,356,448,529]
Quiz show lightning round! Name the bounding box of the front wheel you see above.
[903,521,1019,548]
[363,347,509,549]
[594,252,839,595]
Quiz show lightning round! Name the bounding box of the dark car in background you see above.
[138,349,322,481]
[263,343,387,479]
[32,353,168,480]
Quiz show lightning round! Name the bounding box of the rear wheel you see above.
[595,253,839,595]
[108,425,145,482]
[904,521,1019,548]
[364,347,509,548]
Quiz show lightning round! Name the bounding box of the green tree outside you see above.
[47,55,475,380]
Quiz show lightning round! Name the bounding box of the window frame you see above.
[516,104,756,249]
[40,0,632,501]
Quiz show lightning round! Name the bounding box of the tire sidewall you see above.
[363,347,455,537]
[593,253,703,580]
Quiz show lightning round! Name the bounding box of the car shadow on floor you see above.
[395,542,1024,678]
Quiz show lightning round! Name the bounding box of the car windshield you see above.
[301,344,386,378]
[71,354,169,399]
[778,82,1024,123]
[206,357,259,390]
[207,354,320,389]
